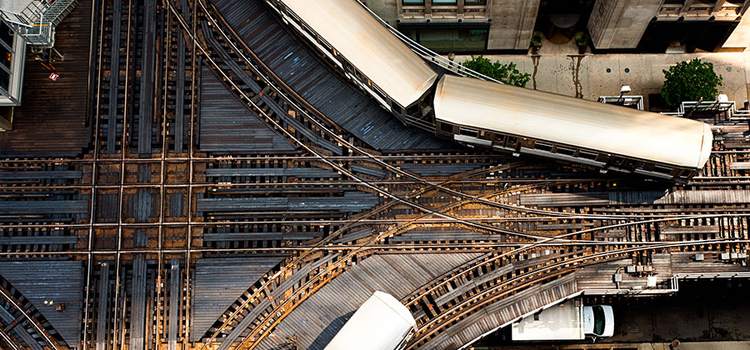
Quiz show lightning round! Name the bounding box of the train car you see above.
[324,291,416,350]
[264,0,438,126]
[433,75,713,181]
[265,0,713,182]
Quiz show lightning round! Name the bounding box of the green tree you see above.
[661,58,723,109]
[461,56,531,88]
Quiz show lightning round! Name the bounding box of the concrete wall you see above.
[487,0,540,50]
[455,52,750,110]
[723,12,749,50]
[363,0,399,25]
[588,0,662,49]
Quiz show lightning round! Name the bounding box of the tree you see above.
[661,58,723,109]
[461,56,531,88]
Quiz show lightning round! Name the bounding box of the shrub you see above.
[661,58,723,109]
[573,33,588,48]
[461,56,531,88]
[530,33,543,47]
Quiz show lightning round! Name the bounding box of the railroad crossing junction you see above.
[0,0,748,349]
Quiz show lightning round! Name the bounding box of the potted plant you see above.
[530,33,543,54]
[574,33,588,54]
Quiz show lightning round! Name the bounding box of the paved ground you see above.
[455,40,750,111]
[474,280,750,349]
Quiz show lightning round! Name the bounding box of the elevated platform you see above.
[0,0,91,157]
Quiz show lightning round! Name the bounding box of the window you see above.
[403,0,424,4]
[0,45,10,70]
[432,0,457,4]
[318,38,332,52]
[533,142,554,152]
[494,134,505,143]
[404,26,488,52]
[372,85,388,101]
[288,11,301,24]
[654,165,673,174]
[301,23,315,36]
[507,136,518,144]
[557,147,576,156]
[611,157,626,166]
[440,123,453,133]
[579,151,599,160]
[0,21,12,49]
[592,306,606,336]
[459,127,478,137]
[0,68,9,93]
[464,0,487,4]
[392,104,403,115]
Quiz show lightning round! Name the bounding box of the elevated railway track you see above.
[0,0,747,348]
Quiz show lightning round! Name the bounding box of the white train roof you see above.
[434,75,713,169]
[324,291,416,350]
[278,0,438,107]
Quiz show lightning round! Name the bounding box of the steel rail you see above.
[0,239,743,256]
[0,285,60,350]
[407,239,748,347]
[81,0,107,346]
[405,212,750,309]
[199,0,632,222]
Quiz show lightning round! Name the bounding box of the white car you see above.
[583,305,615,338]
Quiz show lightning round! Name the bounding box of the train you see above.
[264,0,713,183]
[324,291,415,350]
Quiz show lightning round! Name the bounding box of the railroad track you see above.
[0,0,747,348]
[183,2,750,348]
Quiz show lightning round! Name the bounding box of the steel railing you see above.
[598,95,645,110]
[661,100,750,120]
[0,0,79,48]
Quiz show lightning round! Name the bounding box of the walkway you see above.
[462,42,750,110]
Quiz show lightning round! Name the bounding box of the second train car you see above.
[264,0,713,182]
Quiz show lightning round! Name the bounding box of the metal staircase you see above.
[0,0,79,48]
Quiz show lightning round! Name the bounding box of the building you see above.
[0,0,78,131]
[0,19,25,130]
[363,0,750,53]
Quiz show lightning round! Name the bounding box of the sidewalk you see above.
[455,40,750,110]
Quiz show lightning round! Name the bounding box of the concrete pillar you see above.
[486,0,540,50]
[588,0,662,49]
[363,0,399,25]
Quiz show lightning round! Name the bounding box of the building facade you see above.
[363,0,750,52]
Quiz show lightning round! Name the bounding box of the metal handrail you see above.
[662,100,750,120]
[0,0,78,48]
[354,0,504,85]
[598,95,645,110]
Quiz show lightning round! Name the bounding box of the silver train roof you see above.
[279,0,438,107]
[434,75,713,169]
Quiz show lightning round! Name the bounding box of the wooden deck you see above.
[0,259,84,348]
[192,256,285,341]
[0,0,93,157]
[198,66,297,154]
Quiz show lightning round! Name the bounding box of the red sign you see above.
[49,73,59,81]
